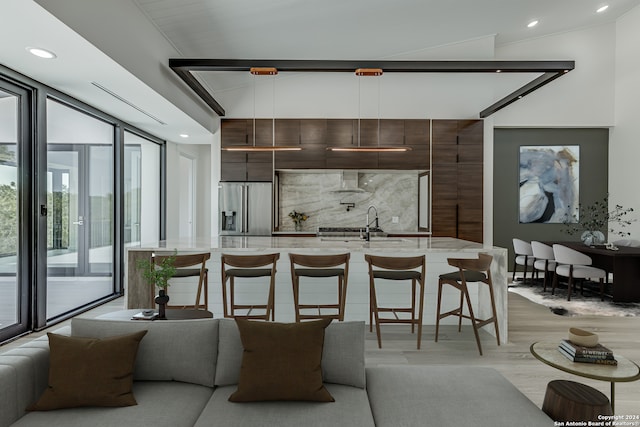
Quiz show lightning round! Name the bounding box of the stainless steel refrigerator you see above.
[219,182,272,236]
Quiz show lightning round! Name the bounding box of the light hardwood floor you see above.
[3,291,639,416]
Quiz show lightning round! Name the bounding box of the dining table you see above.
[550,242,640,303]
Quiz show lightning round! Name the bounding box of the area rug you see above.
[508,280,640,317]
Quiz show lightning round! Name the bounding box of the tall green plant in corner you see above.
[136,251,177,290]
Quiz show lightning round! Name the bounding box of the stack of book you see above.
[131,311,158,321]
[558,339,618,365]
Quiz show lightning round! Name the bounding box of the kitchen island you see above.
[126,236,508,342]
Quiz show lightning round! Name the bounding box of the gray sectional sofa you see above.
[0,317,552,427]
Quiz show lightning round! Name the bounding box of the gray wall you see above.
[493,128,609,268]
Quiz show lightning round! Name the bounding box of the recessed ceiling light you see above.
[527,20,539,28]
[26,47,57,59]
[596,5,609,13]
[180,134,189,138]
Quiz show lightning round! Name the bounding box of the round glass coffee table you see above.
[530,341,640,413]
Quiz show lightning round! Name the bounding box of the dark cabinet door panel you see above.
[275,119,301,146]
[327,119,356,147]
[431,163,458,237]
[300,119,327,144]
[458,163,483,222]
[380,119,404,145]
[221,162,247,181]
[458,222,483,243]
[458,144,483,163]
[276,144,326,169]
[378,146,428,169]
[221,119,250,146]
[430,119,483,242]
[221,151,247,163]
[326,151,378,169]
[432,120,458,144]
[247,163,273,182]
[356,119,380,148]
[404,119,429,142]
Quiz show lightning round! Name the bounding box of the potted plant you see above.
[136,251,177,319]
[562,197,635,246]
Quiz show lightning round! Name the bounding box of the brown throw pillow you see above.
[229,319,334,402]
[29,330,147,410]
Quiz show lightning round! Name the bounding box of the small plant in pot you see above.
[136,251,177,319]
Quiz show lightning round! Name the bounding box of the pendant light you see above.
[326,68,411,153]
[222,67,302,152]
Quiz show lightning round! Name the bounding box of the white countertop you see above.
[127,236,494,252]
[124,236,509,342]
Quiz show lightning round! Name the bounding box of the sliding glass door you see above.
[0,67,166,343]
[45,99,115,320]
[0,80,29,340]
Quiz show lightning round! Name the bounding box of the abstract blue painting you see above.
[519,145,579,223]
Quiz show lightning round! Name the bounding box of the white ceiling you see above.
[135,0,638,58]
[3,0,640,143]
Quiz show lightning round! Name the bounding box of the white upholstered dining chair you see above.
[531,241,556,292]
[551,244,607,301]
[512,238,535,284]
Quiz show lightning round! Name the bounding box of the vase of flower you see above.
[562,196,635,245]
[288,210,309,232]
[581,230,606,247]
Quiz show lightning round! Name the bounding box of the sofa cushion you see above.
[11,381,213,427]
[366,366,553,427]
[71,318,218,387]
[229,319,333,402]
[195,384,375,427]
[216,319,365,388]
[28,331,147,410]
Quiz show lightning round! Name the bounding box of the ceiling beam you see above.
[169,58,575,118]
[479,71,568,118]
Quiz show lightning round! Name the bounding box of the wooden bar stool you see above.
[542,380,612,422]
[435,253,500,355]
[365,254,426,349]
[221,253,279,320]
[289,253,350,322]
[152,252,211,310]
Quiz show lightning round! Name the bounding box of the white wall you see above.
[211,132,221,236]
[215,37,497,120]
[166,141,211,240]
[493,23,616,127]
[611,6,640,238]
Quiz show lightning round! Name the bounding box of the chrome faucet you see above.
[365,205,379,241]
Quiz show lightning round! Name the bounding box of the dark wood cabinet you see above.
[220,119,250,146]
[431,119,483,243]
[220,119,273,181]
[378,119,429,169]
[221,118,483,241]
[225,118,433,173]
[275,119,326,169]
[325,119,368,169]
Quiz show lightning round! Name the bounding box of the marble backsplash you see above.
[278,171,419,232]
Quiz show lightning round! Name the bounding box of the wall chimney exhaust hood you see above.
[331,170,367,193]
